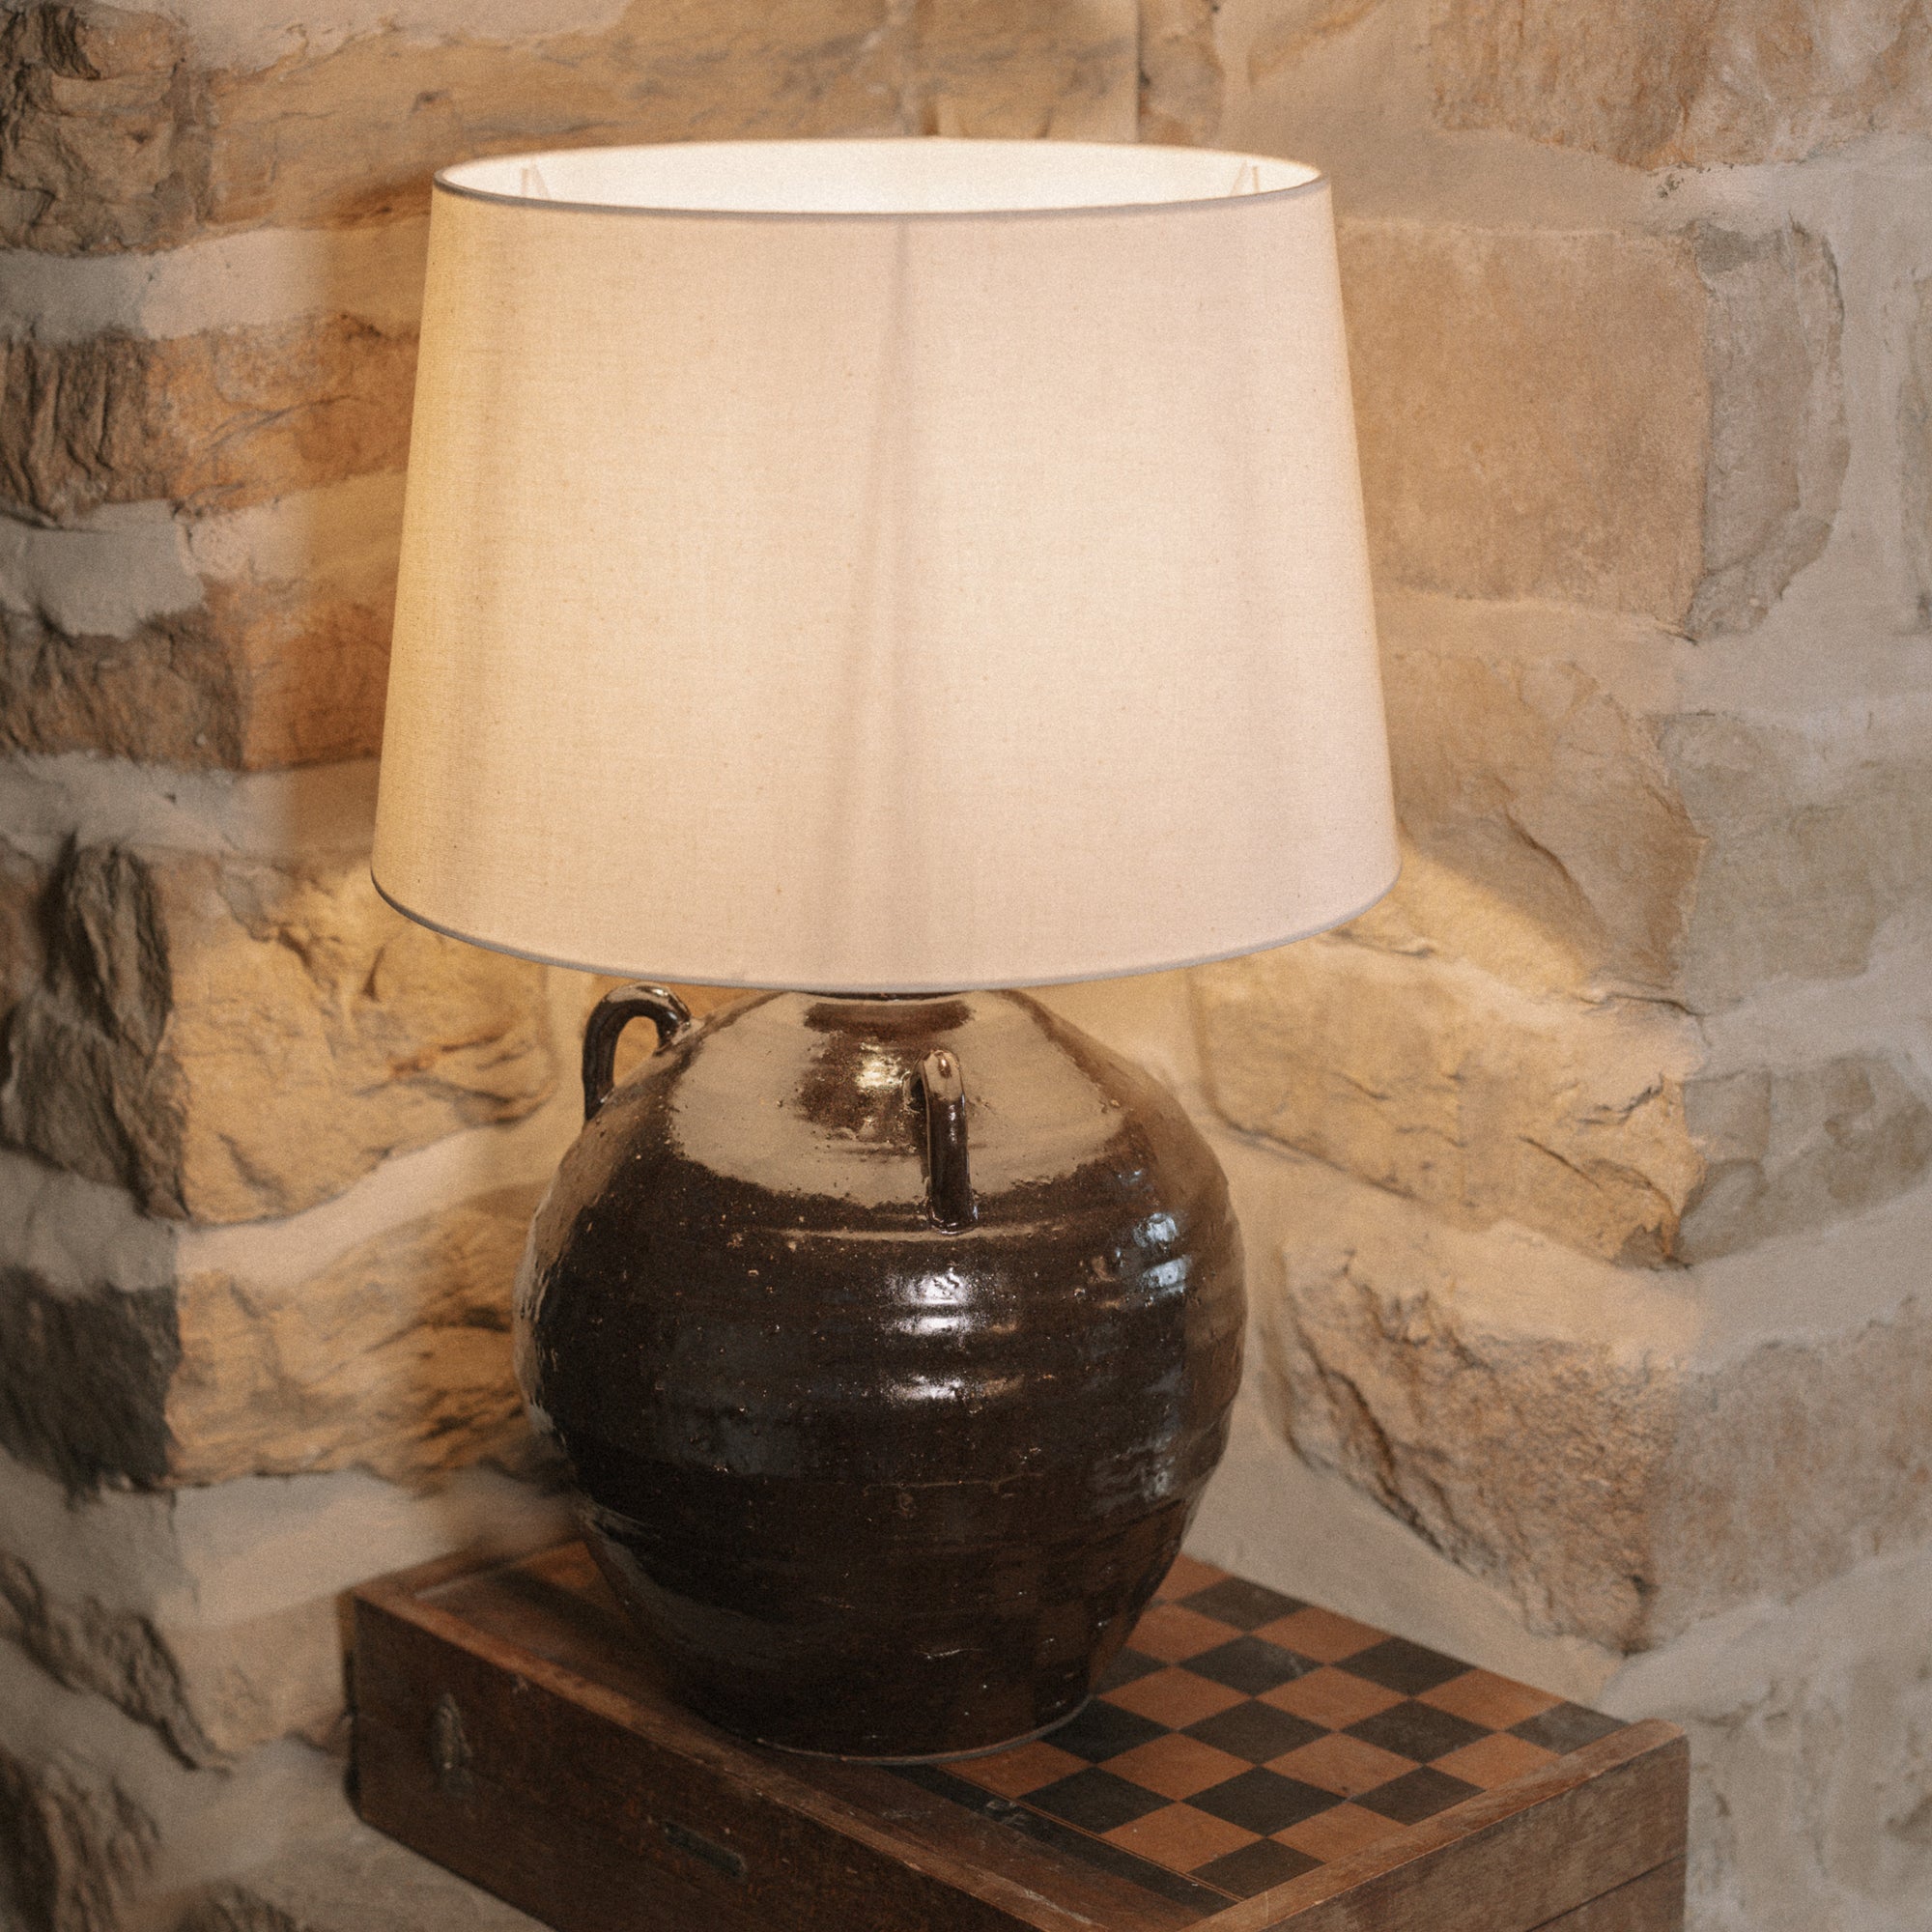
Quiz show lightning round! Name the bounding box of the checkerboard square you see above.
[1354,1765,1483,1825]
[1103,1802,1257,1871]
[1263,1666,1406,1729]
[1026,1767,1173,1833]
[950,1740,1086,1799]
[1192,1837,1321,1897]
[1275,1801,1409,1863]
[1046,1698,1167,1763]
[1512,1702,1626,1754]
[1132,1602,1241,1662]
[1418,1668,1561,1730]
[1181,1577,1305,1630]
[1182,1700,1326,1765]
[1254,1605,1385,1662]
[1268,1731,1418,1799]
[1347,1699,1489,1764]
[1104,1734,1253,1801]
[1095,1646,1165,1692]
[1433,1732,1559,1791]
[1337,1636,1468,1696]
[1189,1766,1343,1834]
[1185,1635,1318,1695]
[1101,1665,1248,1729]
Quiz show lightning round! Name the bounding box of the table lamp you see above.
[372,137,1398,1763]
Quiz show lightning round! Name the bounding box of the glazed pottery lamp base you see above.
[372,139,1400,1762]
[522,985,1243,1760]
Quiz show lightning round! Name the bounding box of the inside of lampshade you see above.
[439,139,1320,216]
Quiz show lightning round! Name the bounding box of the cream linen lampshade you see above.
[372,138,1399,992]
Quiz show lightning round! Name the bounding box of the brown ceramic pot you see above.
[515,986,1244,1760]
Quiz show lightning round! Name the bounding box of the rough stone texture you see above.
[1194,911,1932,1264]
[1251,1162,1932,1650]
[0,319,417,525]
[0,0,1137,254]
[1381,652,1705,999]
[0,1455,574,1774]
[0,475,404,771]
[1432,0,1932,169]
[169,1184,542,1487]
[1243,0,1381,84]
[0,1744,155,1932]
[0,2,204,255]
[0,579,393,768]
[1681,1054,1932,1263]
[0,844,556,1223]
[1379,639,1932,1011]
[1902,273,1932,629]
[1342,219,1705,622]
[0,1271,177,1492]
[0,1555,209,1767]
[1341,218,1845,634]
[1609,1547,1932,1930]
[0,835,47,1012]
[1688,224,1848,637]
[1660,706,1932,1009]
[910,0,1139,138]
[0,1186,541,1495]
[1139,0,1224,143]
[180,1814,541,1932]
[1195,928,1708,1264]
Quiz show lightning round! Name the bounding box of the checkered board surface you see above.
[895,1554,1627,1915]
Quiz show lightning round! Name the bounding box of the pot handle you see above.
[582,983,692,1122]
[918,1048,977,1232]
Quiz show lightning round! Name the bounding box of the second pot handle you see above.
[582,983,692,1122]
[918,1048,976,1232]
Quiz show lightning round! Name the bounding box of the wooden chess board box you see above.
[352,1543,1687,1932]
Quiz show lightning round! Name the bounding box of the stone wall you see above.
[0,3,1925,1928]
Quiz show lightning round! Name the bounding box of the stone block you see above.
[1380,651,1704,998]
[0,476,403,770]
[1608,1545,1932,1926]
[0,1625,365,1932]
[1341,218,1845,634]
[0,844,557,1223]
[1689,224,1848,636]
[181,1813,542,1932]
[0,2,203,255]
[6,1569,380,1777]
[169,1184,542,1487]
[0,1184,544,1497]
[1378,629,1932,1010]
[0,568,394,770]
[1236,1147,1932,1650]
[0,1456,571,1766]
[1659,704,1932,1009]
[1680,1055,1932,1263]
[0,1740,156,1932]
[910,0,1138,138]
[1432,0,1932,169]
[1192,914,1932,1264]
[1194,926,1707,1264]
[0,1270,176,1493]
[1243,0,1383,86]
[1902,272,1932,628]
[1139,0,1225,144]
[0,0,1138,254]
[0,319,416,525]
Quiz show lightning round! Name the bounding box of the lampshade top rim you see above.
[436,137,1324,222]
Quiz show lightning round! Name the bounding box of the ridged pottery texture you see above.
[515,989,1245,1760]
